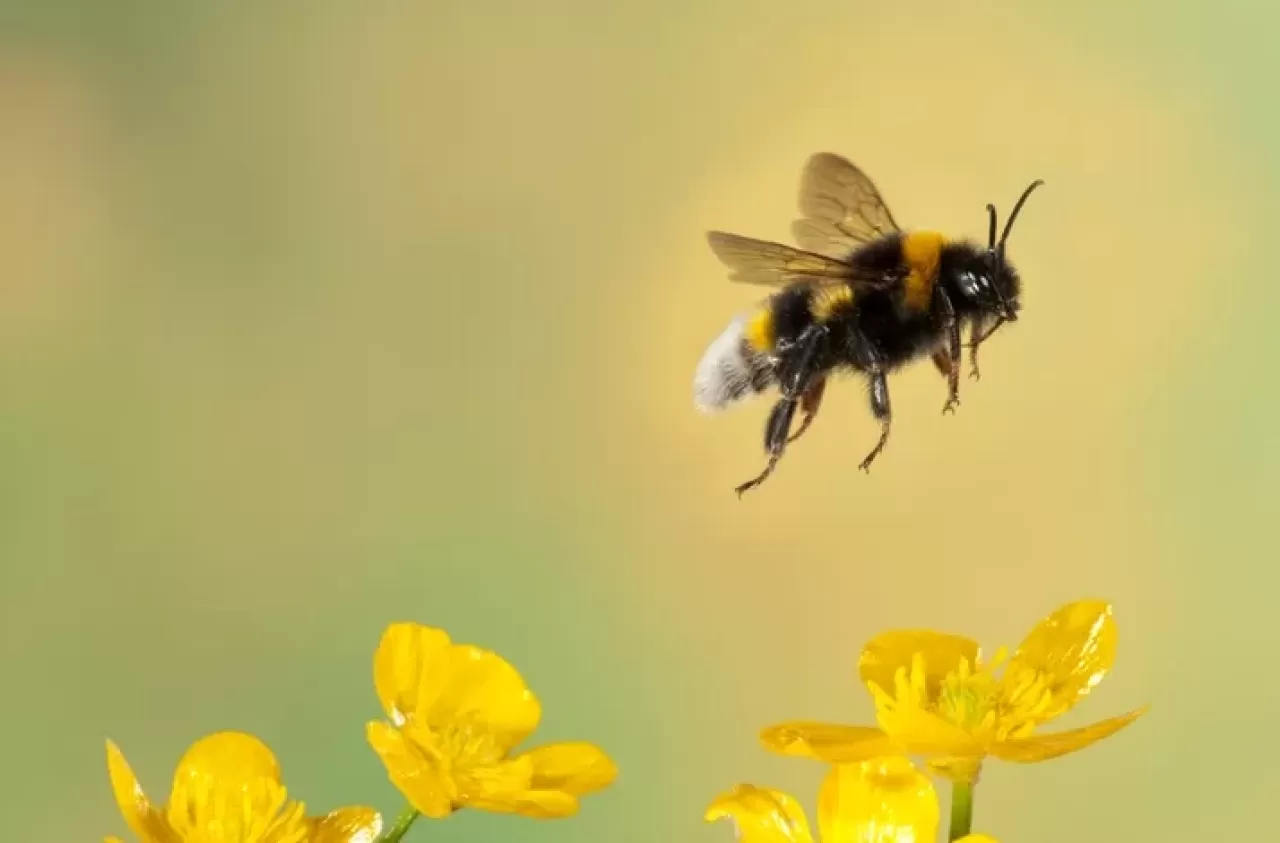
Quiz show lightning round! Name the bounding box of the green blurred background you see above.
[0,1,1272,841]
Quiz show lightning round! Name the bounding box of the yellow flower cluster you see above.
[707,758,991,843]
[101,600,1144,843]
[103,623,617,843]
[365,622,617,818]
[705,599,1146,843]
[105,732,383,843]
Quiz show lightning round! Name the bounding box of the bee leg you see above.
[967,315,1003,381]
[932,350,959,409]
[858,368,892,473]
[968,325,984,381]
[735,325,827,497]
[786,376,827,444]
[734,398,797,497]
[850,332,891,473]
[935,287,961,413]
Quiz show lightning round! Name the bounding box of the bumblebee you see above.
[692,152,1042,496]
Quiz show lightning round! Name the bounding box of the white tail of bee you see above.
[693,314,773,413]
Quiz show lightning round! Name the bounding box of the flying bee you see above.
[692,152,1043,496]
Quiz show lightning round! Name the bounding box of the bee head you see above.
[953,255,1021,318]
[976,178,1043,323]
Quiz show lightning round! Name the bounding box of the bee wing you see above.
[791,152,902,258]
[706,231,889,289]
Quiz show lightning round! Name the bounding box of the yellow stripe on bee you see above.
[744,307,775,352]
[809,284,855,322]
[902,230,946,312]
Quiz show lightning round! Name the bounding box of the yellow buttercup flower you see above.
[706,756,996,843]
[366,622,618,819]
[761,599,1147,783]
[104,731,381,843]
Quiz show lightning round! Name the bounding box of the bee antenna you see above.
[985,203,998,253]
[997,179,1044,252]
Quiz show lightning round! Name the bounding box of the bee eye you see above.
[958,271,981,296]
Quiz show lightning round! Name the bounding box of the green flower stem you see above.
[948,782,974,841]
[378,805,420,843]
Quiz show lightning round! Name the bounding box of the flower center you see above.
[935,657,1000,733]
[421,720,505,771]
[165,776,308,843]
[994,664,1059,737]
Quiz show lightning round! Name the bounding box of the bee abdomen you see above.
[693,313,775,413]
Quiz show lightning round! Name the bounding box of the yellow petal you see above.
[308,807,384,843]
[169,731,282,796]
[432,644,541,752]
[366,721,455,818]
[759,722,902,763]
[859,631,980,697]
[991,706,1147,762]
[373,623,454,725]
[818,758,939,843]
[1001,599,1117,725]
[465,789,580,818]
[459,745,614,818]
[873,702,986,758]
[164,732,304,840]
[454,753,534,805]
[105,740,174,843]
[705,784,815,843]
[521,742,618,795]
[373,624,541,752]
[457,756,581,819]
[105,838,127,843]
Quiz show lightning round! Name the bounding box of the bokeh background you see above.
[0,1,1273,841]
